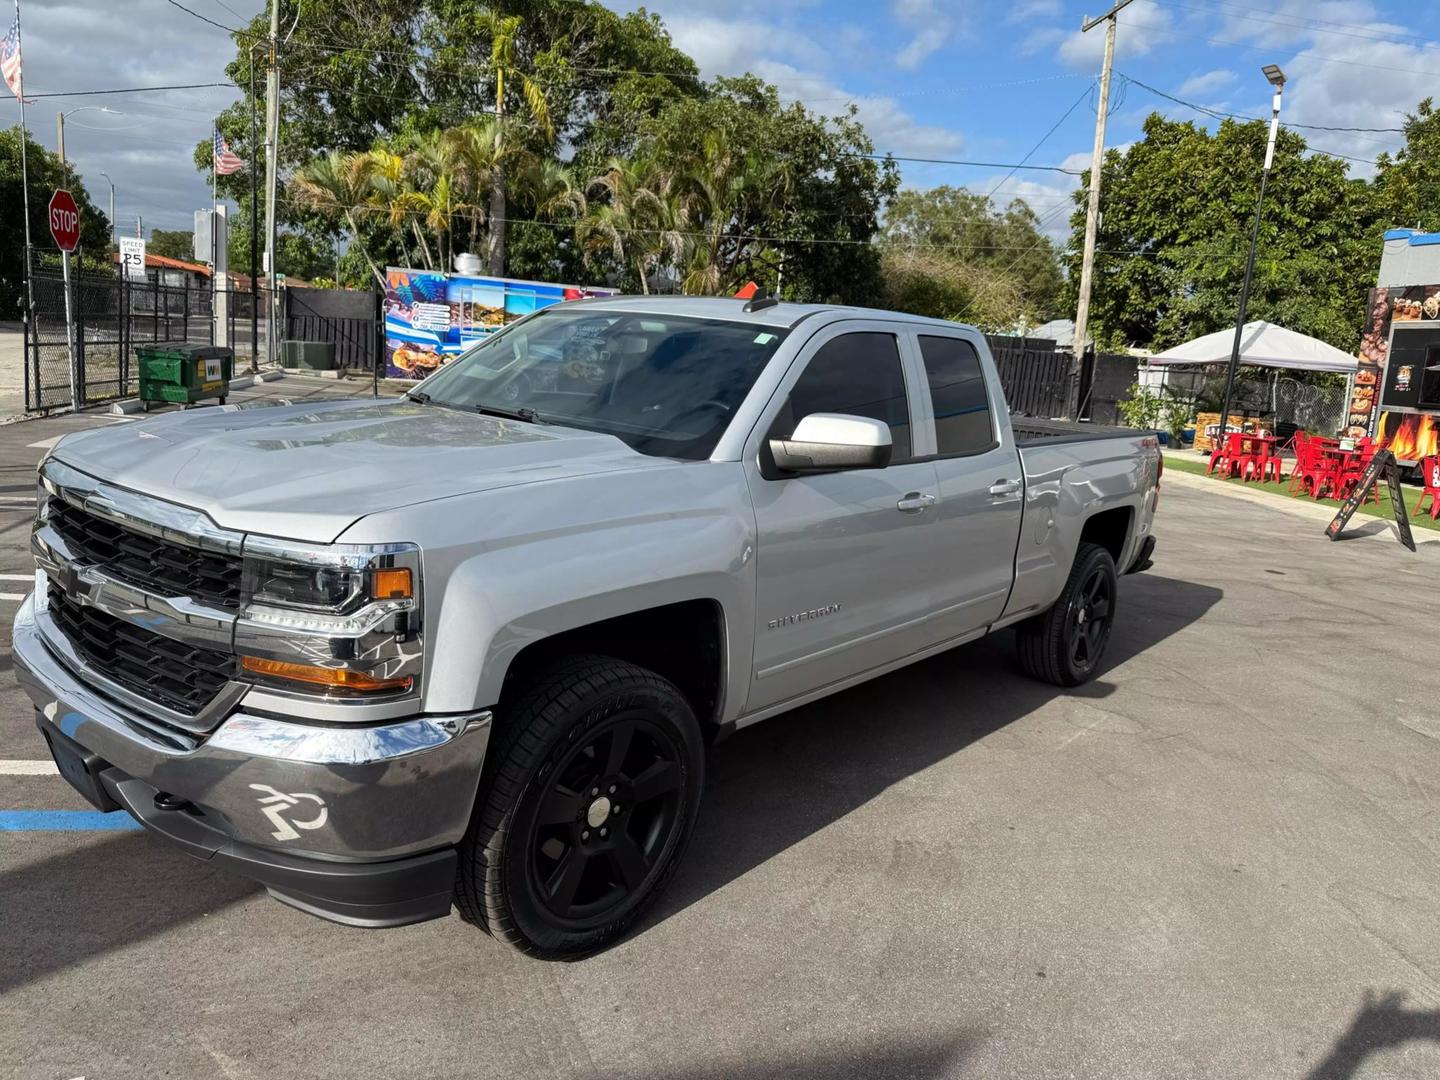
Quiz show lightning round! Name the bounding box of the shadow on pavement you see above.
[0,831,258,994]
[653,572,1222,927]
[1307,991,1440,1080]
[617,1033,977,1080]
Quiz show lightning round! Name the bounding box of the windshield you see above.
[415,308,789,460]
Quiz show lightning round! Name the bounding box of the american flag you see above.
[213,131,246,175]
[2,17,28,104]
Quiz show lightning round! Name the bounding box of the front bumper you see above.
[13,593,491,927]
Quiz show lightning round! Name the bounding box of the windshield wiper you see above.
[473,402,545,424]
[404,390,431,404]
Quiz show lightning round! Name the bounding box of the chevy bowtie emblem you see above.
[249,783,328,841]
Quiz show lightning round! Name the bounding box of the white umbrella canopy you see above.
[1146,321,1358,374]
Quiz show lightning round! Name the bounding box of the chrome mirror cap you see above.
[769,413,893,474]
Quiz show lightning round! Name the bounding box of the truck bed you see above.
[1011,416,1148,447]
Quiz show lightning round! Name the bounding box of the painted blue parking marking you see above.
[0,811,142,831]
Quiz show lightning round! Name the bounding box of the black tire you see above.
[1016,542,1118,687]
[455,654,704,958]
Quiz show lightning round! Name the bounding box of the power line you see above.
[982,83,1094,200]
[1154,0,1440,54]
[1121,75,1404,134]
[17,82,237,99]
[162,0,242,35]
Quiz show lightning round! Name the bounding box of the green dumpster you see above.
[135,342,233,411]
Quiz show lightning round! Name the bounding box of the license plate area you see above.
[41,719,121,812]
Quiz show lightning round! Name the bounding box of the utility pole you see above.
[262,0,281,368]
[249,43,260,372]
[1072,0,1133,372]
[1217,65,1287,449]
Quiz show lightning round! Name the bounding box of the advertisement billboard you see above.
[1350,283,1440,464]
[383,267,619,380]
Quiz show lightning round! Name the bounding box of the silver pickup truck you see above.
[13,297,1160,957]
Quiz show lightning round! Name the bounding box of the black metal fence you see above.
[21,268,395,412]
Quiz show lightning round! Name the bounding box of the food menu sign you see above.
[1352,284,1440,462]
[383,268,618,380]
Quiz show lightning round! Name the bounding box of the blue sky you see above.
[3,0,1437,245]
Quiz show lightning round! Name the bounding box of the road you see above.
[2,423,1439,1079]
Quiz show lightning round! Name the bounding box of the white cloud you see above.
[1279,32,1434,174]
[1178,69,1238,98]
[1217,0,1379,49]
[1008,0,1063,20]
[631,1,971,159]
[0,0,263,234]
[890,0,957,71]
[1056,2,1175,69]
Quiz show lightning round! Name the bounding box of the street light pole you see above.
[100,171,115,252]
[1216,65,1286,449]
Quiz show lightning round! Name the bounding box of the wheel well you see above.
[500,599,726,736]
[1079,507,1132,565]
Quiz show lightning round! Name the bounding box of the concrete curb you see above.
[1164,468,1439,547]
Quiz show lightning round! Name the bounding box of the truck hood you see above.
[50,398,668,542]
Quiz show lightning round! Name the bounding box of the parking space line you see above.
[0,593,26,601]
[0,811,142,831]
[0,761,59,775]
[0,574,32,581]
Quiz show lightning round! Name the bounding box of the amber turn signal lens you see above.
[371,567,413,599]
[240,656,412,693]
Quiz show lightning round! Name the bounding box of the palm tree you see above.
[482,12,554,276]
[580,157,688,294]
[361,148,435,270]
[289,151,387,289]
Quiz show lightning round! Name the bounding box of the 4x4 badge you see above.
[249,784,328,841]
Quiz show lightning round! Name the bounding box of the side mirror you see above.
[769,413,893,474]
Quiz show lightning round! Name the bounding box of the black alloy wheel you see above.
[1066,561,1114,675]
[455,655,704,957]
[522,714,684,925]
[1015,541,1119,687]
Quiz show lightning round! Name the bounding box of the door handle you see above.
[897,492,936,513]
[988,479,1022,498]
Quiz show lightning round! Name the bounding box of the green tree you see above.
[580,156,686,293]
[1374,98,1440,233]
[1063,113,1382,352]
[289,151,388,287]
[147,229,195,261]
[637,77,898,302]
[0,126,111,310]
[883,186,1064,320]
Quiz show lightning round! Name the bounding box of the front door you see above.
[743,325,944,713]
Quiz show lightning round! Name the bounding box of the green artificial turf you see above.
[1165,451,1440,532]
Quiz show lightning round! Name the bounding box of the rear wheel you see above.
[455,655,704,958]
[1016,541,1118,687]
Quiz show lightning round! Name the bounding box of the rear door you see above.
[912,332,1026,635]
[742,323,943,713]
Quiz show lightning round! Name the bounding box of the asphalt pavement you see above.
[2,417,1439,1079]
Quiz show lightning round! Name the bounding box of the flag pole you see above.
[14,0,35,322]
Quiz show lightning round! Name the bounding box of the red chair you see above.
[1207,431,1243,476]
[1338,443,1381,505]
[1290,437,1343,499]
[1244,440,1283,482]
[1418,455,1440,520]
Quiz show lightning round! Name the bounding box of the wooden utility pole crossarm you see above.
[1072,0,1135,368]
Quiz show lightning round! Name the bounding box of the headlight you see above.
[235,540,423,700]
[242,551,414,614]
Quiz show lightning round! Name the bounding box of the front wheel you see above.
[1015,541,1118,687]
[455,655,704,958]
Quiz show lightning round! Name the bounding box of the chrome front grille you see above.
[47,498,243,610]
[46,583,234,717]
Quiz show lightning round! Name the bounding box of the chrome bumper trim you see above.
[14,593,491,859]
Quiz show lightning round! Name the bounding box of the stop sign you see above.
[49,189,81,253]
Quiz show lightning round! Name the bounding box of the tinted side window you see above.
[919,335,993,456]
[775,332,912,462]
